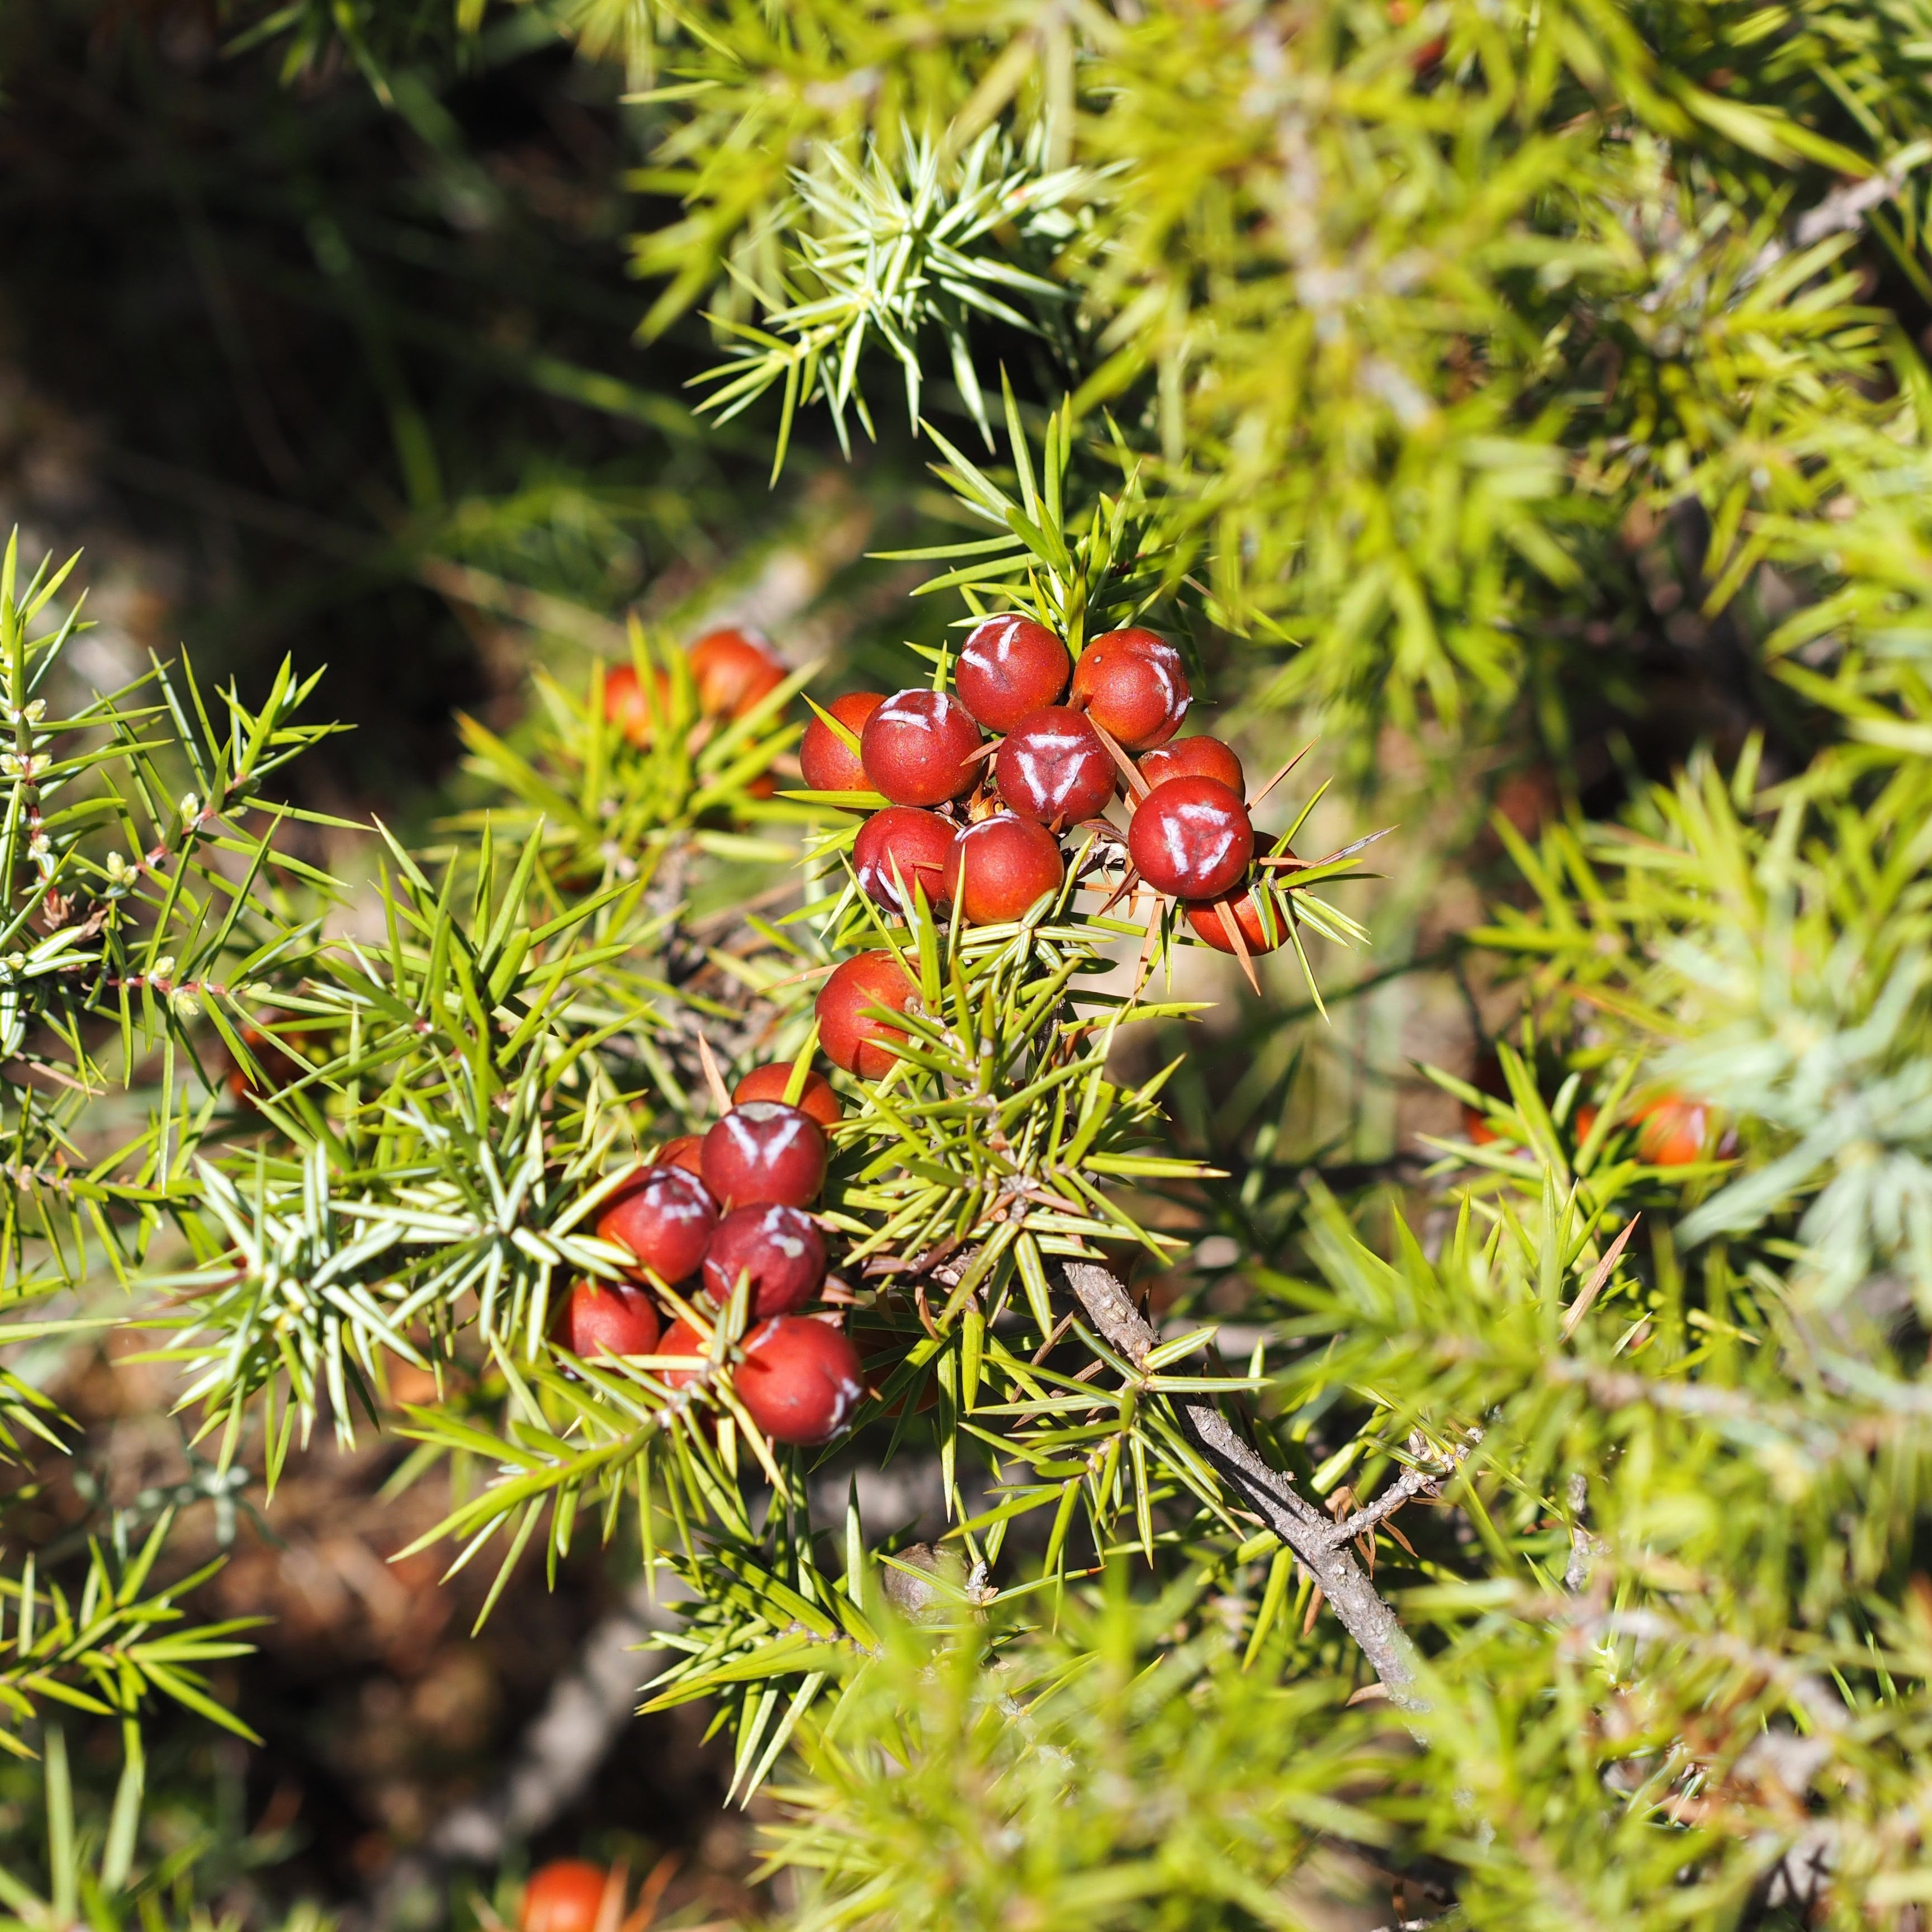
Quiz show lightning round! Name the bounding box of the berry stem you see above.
[1060,1259,1421,1709]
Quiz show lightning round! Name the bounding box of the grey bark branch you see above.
[1324,1457,1441,1549]
[1062,1261,1422,1706]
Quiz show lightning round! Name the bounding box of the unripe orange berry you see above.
[1183,888,1282,955]
[801,692,886,793]
[944,815,1065,925]
[1635,1092,1710,1167]
[1460,1052,1509,1145]
[733,1063,842,1127]
[816,950,918,1079]
[604,662,671,750]
[522,1862,608,1932]
[701,1203,827,1318]
[1140,735,1244,798]
[656,1317,707,1390]
[701,1102,827,1209]
[654,1134,705,1177]
[688,628,785,718]
[1069,629,1190,751]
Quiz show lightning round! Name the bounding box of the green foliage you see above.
[0,532,342,1317]
[26,0,1932,1925]
[471,0,1932,755]
[0,1514,263,1760]
[766,1578,1387,1931]
[693,126,1095,468]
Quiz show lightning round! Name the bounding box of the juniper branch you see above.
[1061,1260,1420,1706]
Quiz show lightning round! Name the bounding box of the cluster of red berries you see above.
[799,615,1286,1074]
[601,626,789,799]
[603,625,785,746]
[562,1063,863,1448]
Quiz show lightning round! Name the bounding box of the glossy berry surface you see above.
[522,1863,608,1932]
[816,950,918,1079]
[1184,887,1283,955]
[955,614,1071,732]
[562,1281,662,1361]
[945,815,1066,925]
[656,1317,707,1390]
[701,1101,827,1209]
[603,663,670,750]
[1127,776,1253,899]
[733,1062,843,1128]
[860,689,983,806]
[1635,1093,1710,1166]
[993,707,1117,827]
[701,1204,827,1317]
[1141,735,1244,798]
[688,628,785,717]
[596,1164,718,1283]
[1070,628,1190,751]
[853,806,956,913]
[736,1317,865,1446]
[654,1134,705,1176]
[800,692,886,793]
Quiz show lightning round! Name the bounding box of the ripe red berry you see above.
[701,1101,827,1209]
[816,950,918,1079]
[735,1317,865,1447]
[688,628,785,718]
[701,1204,828,1317]
[596,1165,719,1283]
[1127,776,1253,899]
[1069,628,1190,751]
[800,692,886,793]
[522,1862,609,1932]
[1140,735,1244,798]
[1635,1092,1710,1167]
[852,806,957,913]
[944,815,1066,926]
[860,689,983,806]
[733,1063,842,1128]
[654,1134,705,1177]
[993,707,1117,826]
[561,1280,663,1361]
[656,1316,707,1390]
[955,614,1070,733]
[604,663,670,750]
[1183,887,1284,955]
